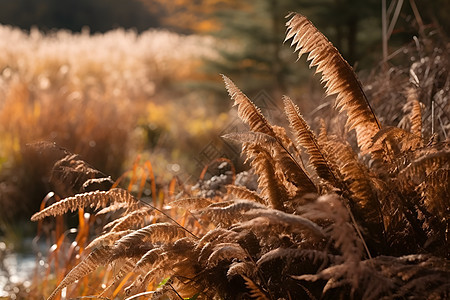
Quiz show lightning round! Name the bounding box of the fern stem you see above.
[139,199,199,240]
[344,201,372,259]
[168,283,184,300]
[275,136,317,191]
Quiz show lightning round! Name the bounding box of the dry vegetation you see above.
[0,25,223,221]
[20,12,450,300]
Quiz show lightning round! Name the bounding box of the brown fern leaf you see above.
[195,228,236,253]
[370,126,423,165]
[323,139,384,251]
[410,100,423,137]
[405,88,423,138]
[96,202,130,215]
[300,194,367,263]
[419,168,450,218]
[125,269,158,296]
[242,275,269,300]
[226,185,265,205]
[257,248,335,267]
[227,261,258,279]
[294,254,450,300]
[272,125,305,163]
[31,188,140,221]
[169,197,213,210]
[399,149,450,186]
[286,13,381,153]
[253,150,289,210]
[267,145,317,197]
[222,131,278,147]
[135,248,165,273]
[284,96,337,184]
[222,75,276,137]
[47,246,112,300]
[104,206,155,232]
[99,257,138,297]
[49,153,113,197]
[243,208,325,238]
[85,230,134,251]
[207,242,248,268]
[225,97,316,196]
[270,145,317,197]
[201,200,266,226]
[26,142,113,198]
[113,223,187,255]
[129,239,196,295]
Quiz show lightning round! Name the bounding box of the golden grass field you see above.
[0,11,449,300]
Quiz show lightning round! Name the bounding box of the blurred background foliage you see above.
[0,0,448,226]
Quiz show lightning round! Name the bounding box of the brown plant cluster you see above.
[30,13,449,299]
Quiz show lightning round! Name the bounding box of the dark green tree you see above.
[204,0,383,104]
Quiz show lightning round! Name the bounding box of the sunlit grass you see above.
[0,25,226,222]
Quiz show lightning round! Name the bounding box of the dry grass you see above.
[0,26,221,221]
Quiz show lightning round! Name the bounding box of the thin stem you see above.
[387,0,404,39]
[382,0,388,64]
[168,283,184,300]
[139,199,199,240]
[409,0,425,35]
[344,202,373,260]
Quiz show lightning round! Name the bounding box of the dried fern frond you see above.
[227,261,258,279]
[286,13,381,153]
[113,223,187,255]
[226,185,265,205]
[293,254,450,300]
[284,96,337,184]
[134,248,165,273]
[242,275,269,300]
[410,100,423,137]
[31,188,139,221]
[145,282,180,300]
[207,242,248,268]
[100,257,139,297]
[125,269,158,297]
[96,202,130,215]
[222,75,276,137]
[398,149,450,185]
[299,194,365,263]
[257,248,335,267]
[85,230,134,251]
[221,77,316,198]
[195,228,236,252]
[36,143,113,197]
[271,144,317,196]
[168,197,213,210]
[272,125,304,161]
[418,168,450,218]
[104,206,155,232]
[322,137,384,251]
[383,255,450,299]
[243,208,325,238]
[201,200,266,226]
[222,131,277,147]
[370,126,423,164]
[47,246,112,300]
[252,150,289,210]
[404,88,423,138]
